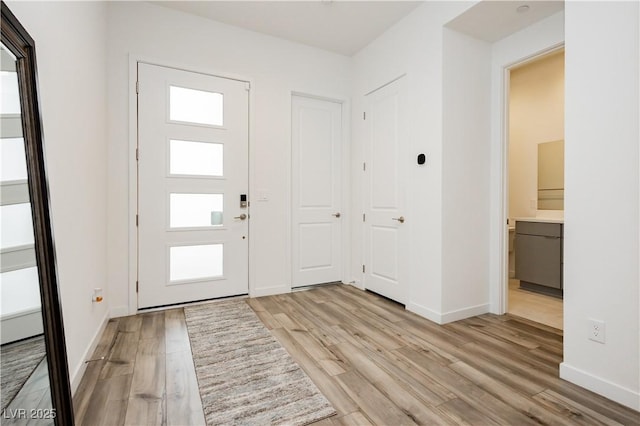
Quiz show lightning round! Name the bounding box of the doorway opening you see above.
[505,48,564,330]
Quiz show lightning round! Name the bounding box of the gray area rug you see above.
[184,299,336,426]
[1,335,47,410]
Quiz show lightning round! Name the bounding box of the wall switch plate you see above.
[588,319,606,344]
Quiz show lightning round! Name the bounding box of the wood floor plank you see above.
[335,370,419,426]
[272,311,307,331]
[327,286,405,323]
[270,327,358,416]
[95,374,132,426]
[252,308,282,330]
[123,396,165,426]
[330,341,453,425]
[127,313,166,426]
[288,329,346,376]
[361,344,456,405]
[392,345,540,425]
[75,284,639,426]
[165,309,190,354]
[74,319,120,422]
[166,351,205,426]
[449,361,574,426]
[100,316,142,379]
[101,400,128,426]
[533,389,624,426]
[332,411,374,426]
[435,397,500,426]
[140,312,165,340]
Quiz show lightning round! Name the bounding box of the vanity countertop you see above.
[513,217,564,224]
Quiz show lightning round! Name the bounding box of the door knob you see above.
[392,216,405,223]
[234,213,247,220]
[332,212,341,218]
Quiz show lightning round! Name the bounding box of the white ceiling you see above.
[151,1,423,57]
[446,1,565,43]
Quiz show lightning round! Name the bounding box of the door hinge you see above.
[363,213,366,222]
[136,148,139,161]
[136,80,139,94]
[363,112,366,120]
[136,214,139,227]
[362,264,366,273]
[136,281,139,293]
[363,162,366,171]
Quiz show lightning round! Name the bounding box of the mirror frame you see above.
[1,3,74,424]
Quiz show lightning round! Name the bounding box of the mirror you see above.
[537,139,564,210]
[1,3,73,424]
[1,40,52,417]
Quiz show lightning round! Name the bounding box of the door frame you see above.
[127,55,253,315]
[493,43,565,315]
[289,92,349,289]
[288,90,351,291]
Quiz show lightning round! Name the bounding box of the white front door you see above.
[364,77,408,304]
[291,95,342,288]
[137,63,249,309]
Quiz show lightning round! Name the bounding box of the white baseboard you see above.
[406,302,490,325]
[406,302,443,324]
[251,286,290,298]
[560,362,640,411]
[441,303,490,324]
[110,305,130,318]
[348,280,365,290]
[70,310,110,395]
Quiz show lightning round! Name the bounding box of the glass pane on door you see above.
[169,244,223,282]
[169,139,223,176]
[169,86,223,126]
[169,193,223,228]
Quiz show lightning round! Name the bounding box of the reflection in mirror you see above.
[0,42,53,422]
[537,140,564,210]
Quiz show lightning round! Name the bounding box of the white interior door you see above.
[364,77,408,304]
[137,63,249,309]
[291,95,342,288]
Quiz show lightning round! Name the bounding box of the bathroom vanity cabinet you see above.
[515,220,563,298]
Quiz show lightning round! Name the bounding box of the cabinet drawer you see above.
[515,221,562,237]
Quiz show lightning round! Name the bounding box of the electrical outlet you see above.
[588,319,606,344]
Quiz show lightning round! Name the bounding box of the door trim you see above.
[494,43,564,315]
[288,90,351,292]
[127,55,253,316]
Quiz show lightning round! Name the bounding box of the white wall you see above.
[5,1,109,391]
[509,51,564,218]
[441,29,492,320]
[561,1,639,410]
[106,2,352,314]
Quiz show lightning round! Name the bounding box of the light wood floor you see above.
[74,284,639,425]
[508,279,563,330]
[3,358,53,426]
